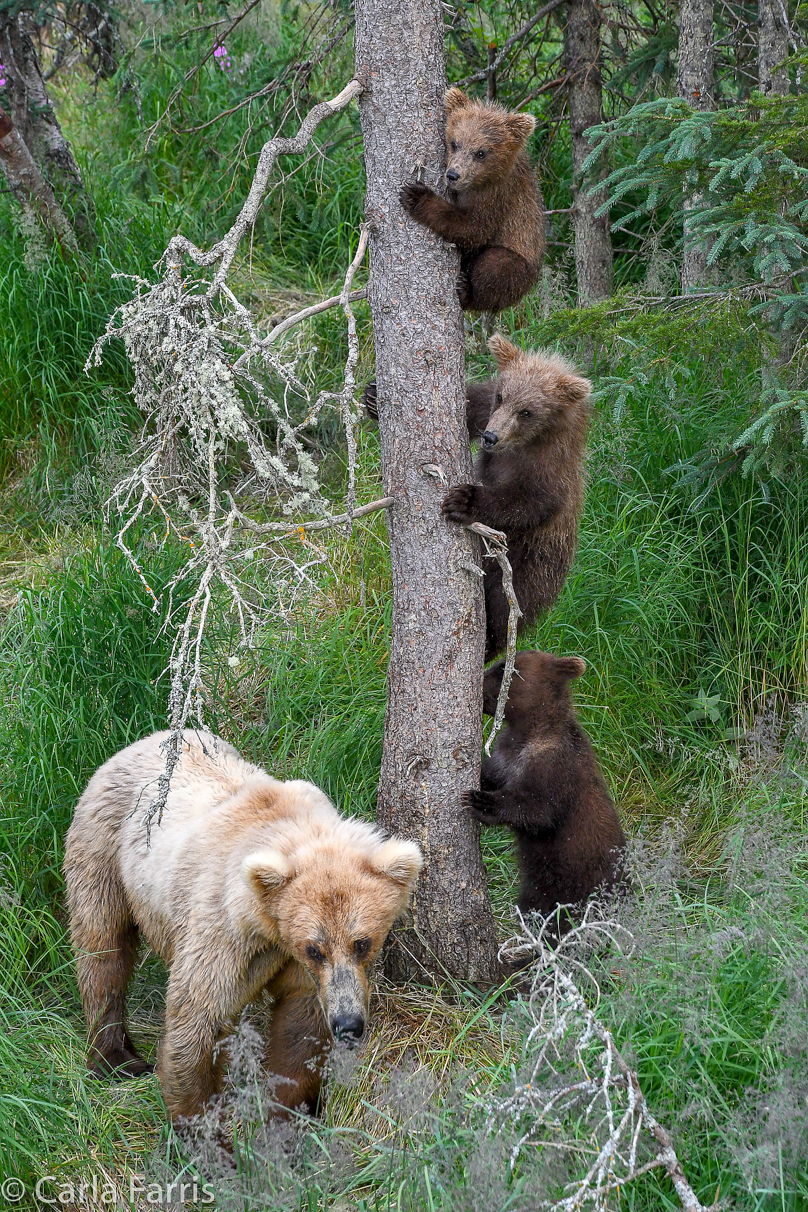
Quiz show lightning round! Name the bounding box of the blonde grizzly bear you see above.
[442,334,592,661]
[64,731,422,1124]
[400,88,545,312]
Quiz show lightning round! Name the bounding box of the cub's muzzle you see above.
[446,168,460,183]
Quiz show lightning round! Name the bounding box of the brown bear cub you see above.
[442,334,591,661]
[400,88,545,312]
[64,731,422,1124]
[465,651,626,932]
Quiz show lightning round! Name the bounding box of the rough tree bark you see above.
[0,103,78,252]
[564,0,613,305]
[676,0,715,291]
[354,0,502,984]
[0,7,94,244]
[758,0,789,95]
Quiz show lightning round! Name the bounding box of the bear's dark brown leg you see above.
[263,963,330,1117]
[465,248,538,312]
[75,925,153,1079]
[484,565,511,661]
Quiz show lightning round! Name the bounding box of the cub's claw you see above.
[463,789,501,823]
[400,182,433,215]
[442,483,478,524]
[363,380,378,420]
[457,271,471,308]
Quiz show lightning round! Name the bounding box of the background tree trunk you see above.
[758,0,789,95]
[677,0,715,291]
[0,104,79,253]
[564,0,613,305]
[0,8,95,245]
[354,0,501,985]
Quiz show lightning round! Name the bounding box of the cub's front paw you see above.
[363,380,378,420]
[442,483,478,525]
[463,789,502,824]
[400,181,434,216]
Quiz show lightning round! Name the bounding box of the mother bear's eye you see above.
[519,409,532,419]
[475,149,487,160]
[306,944,325,964]
[353,938,371,958]
[450,140,458,152]
[496,392,503,404]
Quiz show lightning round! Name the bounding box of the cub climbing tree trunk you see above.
[676,0,715,291]
[564,0,613,305]
[354,0,501,984]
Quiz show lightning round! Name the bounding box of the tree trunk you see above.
[677,0,715,291]
[758,0,789,95]
[564,0,613,305]
[0,104,79,253]
[0,8,95,245]
[354,0,502,985]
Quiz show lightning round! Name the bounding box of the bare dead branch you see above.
[493,907,719,1212]
[232,289,367,367]
[465,521,522,754]
[164,78,364,294]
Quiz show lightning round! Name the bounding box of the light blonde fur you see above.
[64,731,422,1123]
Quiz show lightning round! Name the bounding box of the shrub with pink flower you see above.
[0,62,7,89]
[213,44,232,73]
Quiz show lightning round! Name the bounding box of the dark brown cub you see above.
[464,650,627,932]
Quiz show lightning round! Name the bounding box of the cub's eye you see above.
[450,140,458,152]
[495,392,503,404]
[519,409,532,419]
[306,944,325,964]
[475,149,487,160]
[353,938,372,959]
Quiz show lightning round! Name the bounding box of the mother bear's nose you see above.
[446,168,460,182]
[330,1012,365,1042]
[482,430,499,448]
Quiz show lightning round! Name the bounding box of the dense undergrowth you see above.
[1,2,808,1208]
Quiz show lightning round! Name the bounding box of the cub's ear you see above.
[553,656,586,680]
[373,838,424,890]
[488,333,522,369]
[244,848,293,898]
[505,111,536,143]
[445,87,471,114]
[556,371,592,405]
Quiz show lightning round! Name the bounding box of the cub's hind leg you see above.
[263,962,331,1117]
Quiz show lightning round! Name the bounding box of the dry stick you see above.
[466,522,522,755]
[337,225,371,528]
[499,911,717,1212]
[235,495,394,536]
[164,79,365,294]
[232,288,367,367]
[457,0,566,87]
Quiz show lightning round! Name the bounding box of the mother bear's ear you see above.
[244,848,294,898]
[373,839,423,890]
